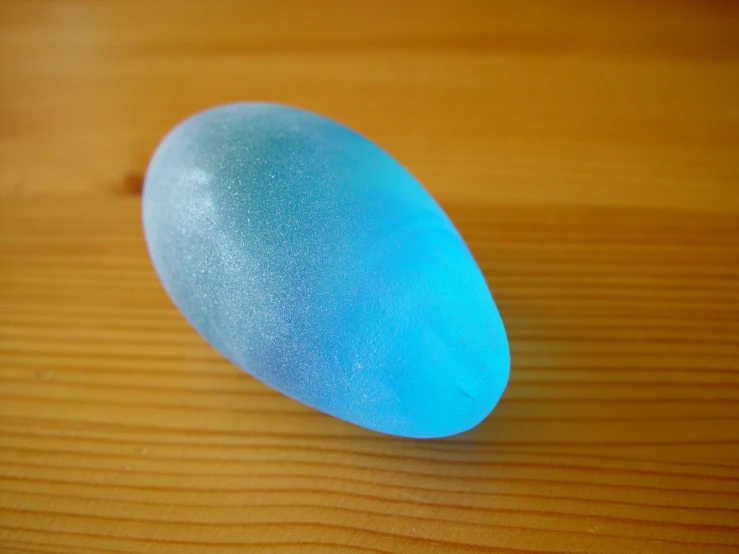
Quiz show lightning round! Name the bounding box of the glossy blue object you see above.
[142,103,509,438]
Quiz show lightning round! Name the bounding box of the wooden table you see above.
[1,1,738,552]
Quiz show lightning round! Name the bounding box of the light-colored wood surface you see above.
[1,1,738,552]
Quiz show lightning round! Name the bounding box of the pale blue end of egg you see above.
[142,103,509,438]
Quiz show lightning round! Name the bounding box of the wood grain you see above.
[1,1,738,552]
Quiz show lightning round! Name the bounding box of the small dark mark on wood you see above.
[120,172,145,196]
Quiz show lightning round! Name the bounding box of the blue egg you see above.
[142,103,509,438]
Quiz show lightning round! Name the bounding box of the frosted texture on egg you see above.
[142,103,509,438]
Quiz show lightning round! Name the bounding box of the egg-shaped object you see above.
[142,103,509,438]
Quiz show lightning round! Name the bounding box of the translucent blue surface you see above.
[142,103,509,438]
